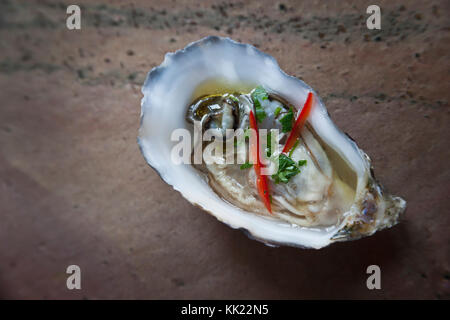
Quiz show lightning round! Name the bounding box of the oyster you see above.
[138,36,406,249]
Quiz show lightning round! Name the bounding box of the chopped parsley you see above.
[288,139,300,157]
[240,162,253,170]
[266,131,272,157]
[255,105,267,123]
[252,85,269,102]
[251,86,269,123]
[244,128,251,138]
[279,107,294,133]
[271,154,307,184]
[274,106,282,117]
[229,94,239,103]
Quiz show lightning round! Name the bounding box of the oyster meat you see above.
[138,36,406,249]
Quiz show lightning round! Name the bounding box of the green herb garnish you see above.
[252,85,269,102]
[279,107,294,133]
[266,131,272,157]
[240,162,253,170]
[271,154,307,184]
[255,107,266,123]
[274,106,282,117]
[288,139,300,157]
[251,86,269,123]
[244,128,251,138]
[229,94,239,103]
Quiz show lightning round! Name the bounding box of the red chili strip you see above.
[282,92,314,154]
[249,110,272,213]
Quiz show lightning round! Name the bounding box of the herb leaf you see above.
[266,131,272,157]
[229,95,239,102]
[255,106,266,123]
[271,154,306,184]
[274,106,282,117]
[279,107,294,132]
[251,85,269,102]
[240,162,253,170]
[251,86,269,123]
[288,139,299,157]
[244,128,251,138]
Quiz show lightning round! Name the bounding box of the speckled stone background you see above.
[0,0,448,299]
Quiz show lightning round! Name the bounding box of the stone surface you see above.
[0,0,448,299]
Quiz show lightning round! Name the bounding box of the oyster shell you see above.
[138,36,406,249]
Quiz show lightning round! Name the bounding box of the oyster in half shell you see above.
[138,36,405,249]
